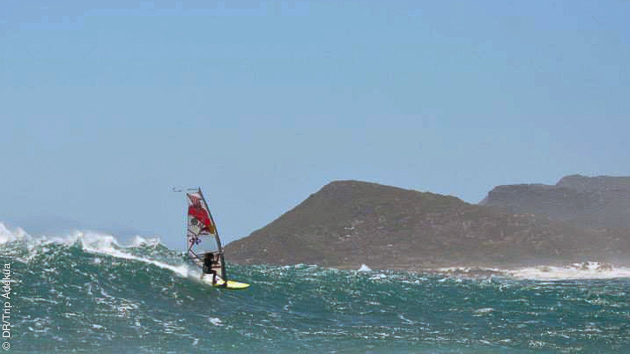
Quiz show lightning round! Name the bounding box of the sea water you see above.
[1,224,629,353]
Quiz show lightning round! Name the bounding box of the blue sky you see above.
[1,1,629,248]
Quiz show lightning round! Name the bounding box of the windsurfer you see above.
[202,252,219,285]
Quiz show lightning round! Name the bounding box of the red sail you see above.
[187,193,216,234]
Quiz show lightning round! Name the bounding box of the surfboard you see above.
[201,276,250,290]
[179,187,250,290]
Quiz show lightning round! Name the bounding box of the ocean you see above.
[1,225,630,353]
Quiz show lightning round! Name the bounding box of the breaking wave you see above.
[1,223,196,279]
[507,262,630,280]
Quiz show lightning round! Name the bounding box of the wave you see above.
[357,264,372,272]
[0,222,29,243]
[506,262,630,280]
[437,263,630,281]
[1,222,198,279]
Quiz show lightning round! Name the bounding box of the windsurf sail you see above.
[186,188,227,282]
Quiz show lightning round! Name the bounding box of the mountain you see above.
[481,175,630,229]
[225,180,630,270]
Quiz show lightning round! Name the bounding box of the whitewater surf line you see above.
[79,235,194,279]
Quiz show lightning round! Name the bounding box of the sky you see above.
[1,0,629,249]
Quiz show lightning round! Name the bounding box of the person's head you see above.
[204,252,214,261]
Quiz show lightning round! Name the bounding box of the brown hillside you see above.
[225,180,630,270]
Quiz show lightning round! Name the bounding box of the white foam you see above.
[437,266,501,273]
[129,235,161,247]
[358,264,371,272]
[208,317,222,326]
[370,273,387,280]
[474,308,495,314]
[0,222,30,244]
[508,262,630,280]
[77,231,193,278]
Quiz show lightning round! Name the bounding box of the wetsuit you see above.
[202,255,218,284]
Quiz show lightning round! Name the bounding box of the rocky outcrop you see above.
[481,175,630,228]
[225,180,630,269]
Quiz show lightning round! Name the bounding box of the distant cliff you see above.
[481,175,630,229]
[225,180,630,269]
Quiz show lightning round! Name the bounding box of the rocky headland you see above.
[225,177,630,270]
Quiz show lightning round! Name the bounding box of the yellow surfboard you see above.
[202,276,250,290]
[213,279,250,290]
